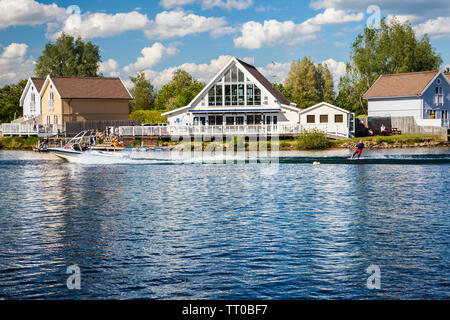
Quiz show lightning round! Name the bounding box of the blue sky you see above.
[0,0,449,88]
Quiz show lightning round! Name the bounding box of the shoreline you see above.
[1,134,448,152]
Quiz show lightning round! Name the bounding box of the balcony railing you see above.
[0,123,62,136]
[118,124,351,138]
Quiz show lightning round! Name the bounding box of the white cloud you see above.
[414,17,450,38]
[160,0,253,10]
[0,43,35,85]
[233,19,320,49]
[257,62,291,84]
[144,9,227,40]
[305,8,364,25]
[322,58,346,86]
[210,26,239,38]
[0,0,66,29]
[257,58,346,87]
[123,43,179,74]
[49,11,150,40]
[133,55,233,88]
[233,7,364,50]
[310,0,450,23]
[386,14,419,24]
[99,58,119,77]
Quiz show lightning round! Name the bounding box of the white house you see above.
[364,70,450,127]
[162,57,301,127]
[299,102,355,137]
[160,57,356,137]
[19,77,45,122]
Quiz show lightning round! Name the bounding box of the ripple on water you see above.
[0,150,449,299]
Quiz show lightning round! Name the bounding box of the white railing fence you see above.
[118,124,351,137]
[0,123,62,136]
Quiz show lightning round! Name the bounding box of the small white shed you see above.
[299,102,355,137]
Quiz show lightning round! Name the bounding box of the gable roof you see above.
[20,77,45,106]
[299,101,353,115]
[236,58,291,106]
[364,70,440,99]
[162,57,291,116]
[30,77,45,92]
[41,76,132,100]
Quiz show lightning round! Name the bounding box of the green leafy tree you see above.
[129,71,156,112]
[34,32,101,77]
[284,57,335,108]
[274,83,291,100]
[0,80,27,122]
[337,18,442,115]
[129,110,167,124]
[154,69,205,111]
[317,63,335,104]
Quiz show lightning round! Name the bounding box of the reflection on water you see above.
[0,149,449,299]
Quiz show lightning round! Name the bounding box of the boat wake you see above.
[62,151,450,165]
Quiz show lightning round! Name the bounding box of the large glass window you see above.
[231,65,237,82]
[208,87,215,106]
[254,86,261,105]
[232,84,238,106]
[238,69,244,82]
[215,85,222,106]
[238,84,245,106]
[225,85,231,106]
[247,84,254,105]
[207,64,263,107]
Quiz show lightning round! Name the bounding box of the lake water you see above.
[0,148,449,299]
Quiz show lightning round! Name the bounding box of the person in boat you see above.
[81,143,88,152]
[351,140,364,159]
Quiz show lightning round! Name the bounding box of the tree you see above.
[284,57,335,109]
[129,110,167,124]
[0,80,27,123]
[129,71,156,112]
[274,83,290,100]
[154,69,205,111]
[317,63,335,104]
[336,18,442,115]
[34,33,101,77]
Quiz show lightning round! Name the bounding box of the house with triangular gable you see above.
[19,77,45,122]
[364,70,450,127]
[162,57,302,127]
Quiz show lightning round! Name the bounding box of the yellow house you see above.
[39,76,132,127]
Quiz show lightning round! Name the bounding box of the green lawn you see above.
[331,134,444,147]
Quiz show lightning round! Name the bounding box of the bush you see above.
[130,110,167,124]
[280,140,292,148]
[296,129,331,150]
[0,136,38,149]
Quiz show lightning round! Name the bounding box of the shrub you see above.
[280,140,292,148]
[296,129,331,150]
[130,110,167,124]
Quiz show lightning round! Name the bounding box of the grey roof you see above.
[236,58,291,106]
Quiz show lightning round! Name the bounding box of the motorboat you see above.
[47,131,170,163]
